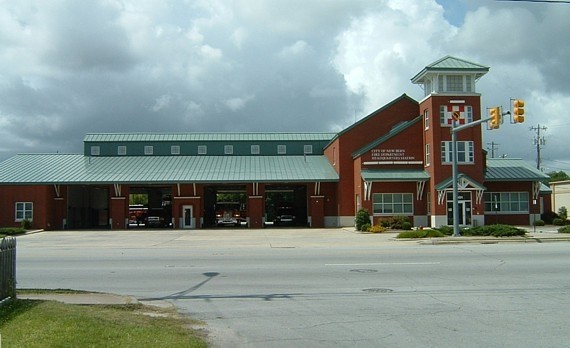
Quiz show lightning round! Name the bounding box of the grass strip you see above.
[0,299,207,347]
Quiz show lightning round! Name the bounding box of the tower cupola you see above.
[411,56,489,98]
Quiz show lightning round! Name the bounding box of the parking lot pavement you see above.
[16,226,570,250]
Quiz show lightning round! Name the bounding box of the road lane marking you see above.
[325,262,440,266]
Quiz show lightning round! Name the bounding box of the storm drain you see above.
[350,269,378,273]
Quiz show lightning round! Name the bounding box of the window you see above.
[465,75,473,92]
[90,146,100,156]
[304,145,313,154]
[425,144,431,166]
[144,146,153,155]
[465,105,473,123]
[446,75,463,92]
[15,202,33,222]
[441,141,474,164]
[251,145,260,155]
[117,146,127,156]
[198,145,207,155]
[224,145,234,155]
[277,145,286,154]
[484,192,529,213]
[424,109,429,129]
[438,75,444,92]
[373,193,413,214]
[171,145,180,155]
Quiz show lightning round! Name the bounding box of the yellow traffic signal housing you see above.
[489,107,501,129]
[513,99,525,123]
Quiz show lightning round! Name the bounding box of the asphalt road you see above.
[15,229,570,347]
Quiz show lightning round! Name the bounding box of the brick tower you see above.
[411,56,490,227]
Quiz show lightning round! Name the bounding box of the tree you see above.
[547,171,570,183]
[355,209,371,231]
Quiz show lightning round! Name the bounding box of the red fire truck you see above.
[215,202,246,226]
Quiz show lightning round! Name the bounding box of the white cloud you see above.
[223,94,255,112]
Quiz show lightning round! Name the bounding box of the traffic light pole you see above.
[450,114,506,237]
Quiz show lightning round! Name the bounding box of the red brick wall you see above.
[325,94,420,218]
[0,185,53,229]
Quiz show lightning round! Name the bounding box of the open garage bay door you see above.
[265,185,307,227]
[204,186,247,227]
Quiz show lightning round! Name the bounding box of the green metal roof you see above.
[352,115,423,158]
[0,154,339,184]
[361,169,430,182]
[411,55,489,83]
[485,158,549,182]
[84,132,337,142]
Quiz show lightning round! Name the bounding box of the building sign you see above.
[364,148,421,165]
[371,149,415,161]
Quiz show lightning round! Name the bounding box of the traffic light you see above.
[489,107,501,129]
[513,99,525,123]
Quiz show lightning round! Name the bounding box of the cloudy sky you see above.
[1,0,569,172]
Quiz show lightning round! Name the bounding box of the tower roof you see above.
[411,55,489,84]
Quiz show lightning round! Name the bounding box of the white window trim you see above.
[171,145,180,155]
[441,141,474,164]
[117,146,127,156]
[144,145,154,155]
[372,193,414,215]
[425,143,431,167]
[304,145,313,154]
[251,145,260,155]
[15,202,33,222]
[277,145,286,155]
[483,192,530,214]
[198,145,207,155]
[224,145,234,155]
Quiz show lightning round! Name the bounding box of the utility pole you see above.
[530,124,547,170]
[487,141,500,158]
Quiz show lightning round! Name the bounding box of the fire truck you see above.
[215,202,246,226]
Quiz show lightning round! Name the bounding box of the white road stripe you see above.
[325,262,440,266]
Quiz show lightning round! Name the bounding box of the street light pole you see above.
[452,119,461,237]
[450,112,503,237]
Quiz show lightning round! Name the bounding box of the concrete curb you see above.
[18,292,139,305]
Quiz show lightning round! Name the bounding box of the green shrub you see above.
[401,221,412,230]
[396,230,426,238]
[355,209,370,231]
[0,227,27,236]
[378,218,392,228]
[360,223,371,232]
[432,225,453,236]
[558,225,570,233]
[395,229,444,238]
[533,219,545,226]
[552,218,565,226]
[462,224,526,237]
[21,219,32,230]
[368,225,386,233]
[390,216,410,229]
[558,206,568,221]
[425,230,445,238]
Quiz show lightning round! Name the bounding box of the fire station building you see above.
[0,56,550,230]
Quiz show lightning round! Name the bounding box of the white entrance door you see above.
[182,205,193,228]
[447,191,472,226]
